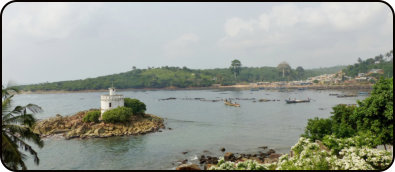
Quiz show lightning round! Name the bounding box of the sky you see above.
[1,2,393,85]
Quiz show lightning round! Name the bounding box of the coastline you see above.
[19,83,373,95]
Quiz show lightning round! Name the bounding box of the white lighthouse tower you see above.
[100,87,124,117]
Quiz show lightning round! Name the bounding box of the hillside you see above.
[16,65,346,91]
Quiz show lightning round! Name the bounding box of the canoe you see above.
[285,99,310,104]
[224,101,240,107]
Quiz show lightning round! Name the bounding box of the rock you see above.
[267,149,275,155]
[268,153,282,159]
[224,152,235,161]
[176,163,200,170]
[220,147,225,152]
[182,151,188,155]
[181,159,188,164]
[168,127,172,130]
[258,146,268,149]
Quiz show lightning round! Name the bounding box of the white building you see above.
[100,87,124,117]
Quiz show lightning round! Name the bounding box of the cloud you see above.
[218,3,391,51]
[216,2,392,68]
[3,2,103,40]
[163,33,200,58]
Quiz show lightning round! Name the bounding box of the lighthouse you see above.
[100,87,124,117]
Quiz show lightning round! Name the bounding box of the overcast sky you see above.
[2,2,393,85]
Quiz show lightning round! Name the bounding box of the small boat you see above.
[224,101,240,107]
[250,88,259,91]
[329,93,339,96]
[285,99,311,104]
[359,92,369,95]
[337,94,357,98]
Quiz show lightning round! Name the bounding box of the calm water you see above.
[12,89,368,170]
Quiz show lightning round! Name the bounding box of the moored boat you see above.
[285,98,311,104]
[224,101,240,107]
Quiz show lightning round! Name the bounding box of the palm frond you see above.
[8,133,40,165]
[4,113,37,128]
[3,124,44,148]
[1,133,25,170]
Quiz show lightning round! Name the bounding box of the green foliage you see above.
[208,157,271,170]
[353,77,393,146]
[342,50,393,78]
[101,107,133,123]
[302,117,333,141]
[124,98,146,116]
[2,86,43,170]
[277,137,392,170]
[303,77,393,150]
[82,110,100,123]
[322,131,379,155]
[16,65,346,91]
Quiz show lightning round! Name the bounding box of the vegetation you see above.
[15,65,345,91]
[303,78,393,150]
[2,86,44,170]
[101,107,133,123]
[82,110,100,123]
[124,98,146,116]
[342,50,393,78]
[209,137,392,170]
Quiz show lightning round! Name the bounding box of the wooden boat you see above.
[285,99,311,104]
[337,94,357,98]
[224,101,240,107]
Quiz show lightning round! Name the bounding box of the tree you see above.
[124,98,146,116]
[2,86,44,170]
[296,66,305,80]
[277,62,291,80]
[230,59,242,80]
[352,77,393,150]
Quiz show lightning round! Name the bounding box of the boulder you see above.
[224,152,235,161]
[220,147,225,152]
[267,149,275,155]
[268,153,282,159]
[176,164,201,170]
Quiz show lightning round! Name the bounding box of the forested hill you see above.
[16,65,345,91]
[342,50,393,78]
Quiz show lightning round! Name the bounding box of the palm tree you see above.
[2,86,44,170]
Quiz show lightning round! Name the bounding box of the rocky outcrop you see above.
[176,164,201,170]
[33,109,165,139]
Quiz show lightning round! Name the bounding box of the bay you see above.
[12,89,368,170]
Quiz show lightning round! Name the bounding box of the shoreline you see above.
[19,84,373,95]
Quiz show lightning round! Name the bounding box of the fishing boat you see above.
[337,94,357,98]
[224,101,240,107]
[285,98,311,104]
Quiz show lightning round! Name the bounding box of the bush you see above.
[101,107,133,123]
[124,98,146,116]
[276,137,392,170]
[82,110,100,123]
[302,117,333,141]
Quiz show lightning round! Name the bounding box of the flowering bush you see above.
[322,132,378,155]
[276,137,392,170]
[208,157,274,170]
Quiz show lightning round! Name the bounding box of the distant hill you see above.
[15,64,348,91]
[342,50,393,78]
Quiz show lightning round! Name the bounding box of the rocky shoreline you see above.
[32,109,165,139]
[174,146,284,170]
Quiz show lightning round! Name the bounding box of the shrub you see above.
[302,117,333,141]
[276,137,392,170]
[101,107,133,123]
[124,98,146,116]
[208,157,272,170]
[82,110,100,123]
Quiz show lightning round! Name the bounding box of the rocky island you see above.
[33,109,165,139]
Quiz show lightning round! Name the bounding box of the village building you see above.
[100,87,124,117]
